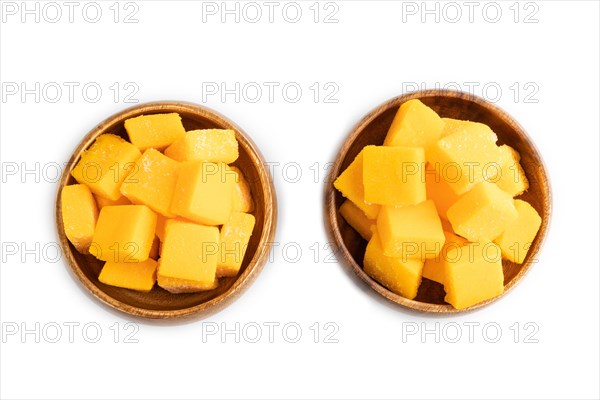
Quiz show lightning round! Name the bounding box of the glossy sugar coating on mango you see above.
[425,164,460,221]
[377,200,445,260]
[443,242,504,309]
[494,199,541,264]
[339,200,375,241]
[94,193,131,209]
[422,231,468,285]
[120,148,181,218]
[61,184,98,254]
[447,182,518,242]
[429,121,502,195]
[495,145,529,197]
[363,145,426,207]
[383,99,444,159]
[99,258,158,292]
[71,134,141,201]
[333,147,380,219]
[165,129,239,164]
[157,220,219,293]
[90,205,157,263]
[364,229,424,300]
[171,161,235,225]
[124,113,186,151]
[217,212,256,278]
[229,166,254,213]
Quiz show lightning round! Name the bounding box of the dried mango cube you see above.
[124,113,186,151]
[447,182,518,242]
[333,147,380,219]
[71,134,141,201]
[217,212,256,277]
[229,166,254,213]
[376,200,445,260]
[165,129,239,164]
[170,161,235,225]
[364,229,424,299]
[61,184,98,254]
[120,148,181,218]
[339,200,375,241]
[90,205,157,263]
[99,258,158,292]
[494,199,541,264]
[94,193,131,209]
[422,231,468,285]
[495,145,529,197]
[425,164,460,221]
[363,145,426,207]
[443,242,504,309]
[383,99,444,159]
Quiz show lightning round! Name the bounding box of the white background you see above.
[1,1,599,399]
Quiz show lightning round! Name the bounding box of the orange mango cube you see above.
[61,184,98,254]
[99,258,158,292]
[165,129,239,164]
[124,113,186,151]
[339,200,375,241]
[217,212,256,277]
[422,231,468,285]
[494,199,542,264]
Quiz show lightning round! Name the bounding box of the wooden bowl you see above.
[56,101,277,319]
[326,90,551,313]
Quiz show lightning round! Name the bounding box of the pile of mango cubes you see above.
[61,113,255,293]
[335,99,542,309]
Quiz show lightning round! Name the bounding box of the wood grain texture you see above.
[325,90,551,313]
[56,101,277,319]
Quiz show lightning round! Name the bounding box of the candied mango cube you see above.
[99,258,158,292]
[333,147,380,219]
[443,242,504,309]
[94,193,131,209]
[71,134,141,201]
[339,200,375,241]
[157,220,219,293]
[429,121,502,194]
[447,182,518,242]
[217,212,256,277]
[165,129,239,164]
[377,200,445,260]
[495,145,529,197]
[425,164,460,220]
[124,113,186,151]
[494,200,542,264]
[120,148,181,218]
[364,229,424,299]
[171,161,235,225]
[422,231,468,285]
[61,184,98,254]
[383,99,444,159]
[90,205,157,263]
[229,166,254,213]
[363,145,426,207]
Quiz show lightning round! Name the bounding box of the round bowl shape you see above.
[56,101,277,319]
[326,90,551,313]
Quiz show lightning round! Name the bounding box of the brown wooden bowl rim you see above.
[56,101,277,319]
[325,89,552,314]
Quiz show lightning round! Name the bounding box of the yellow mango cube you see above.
[99,258,158,292]
[171,161,235,225]
[229,166,254,213]
[447,182,518,242]
[425,164,460,220]
[339,200,375,241]
[90,205,157,262]
[217,212,256,277]
[364,229,424,299]
[443,242,504,309]
[94,193,131,209]
[363,145,426,207]
[120,148,181,218]
[71,134,141,201]
[377,200,445,260]
[333,147,380,219]
[494,200,542,264]
[383,99,444,159]
[124,113,186,151]
[157,220,219,293]
[422,231,468,285]
[165,129,239,164]
[429,121,501,194]
[495,145,529,197]
[61,184,98,254]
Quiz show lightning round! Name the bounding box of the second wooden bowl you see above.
[56,101,277,319]
[326,90,551,313]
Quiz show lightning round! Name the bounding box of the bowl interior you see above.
[329,91,550,312]
[57,102,274,318]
